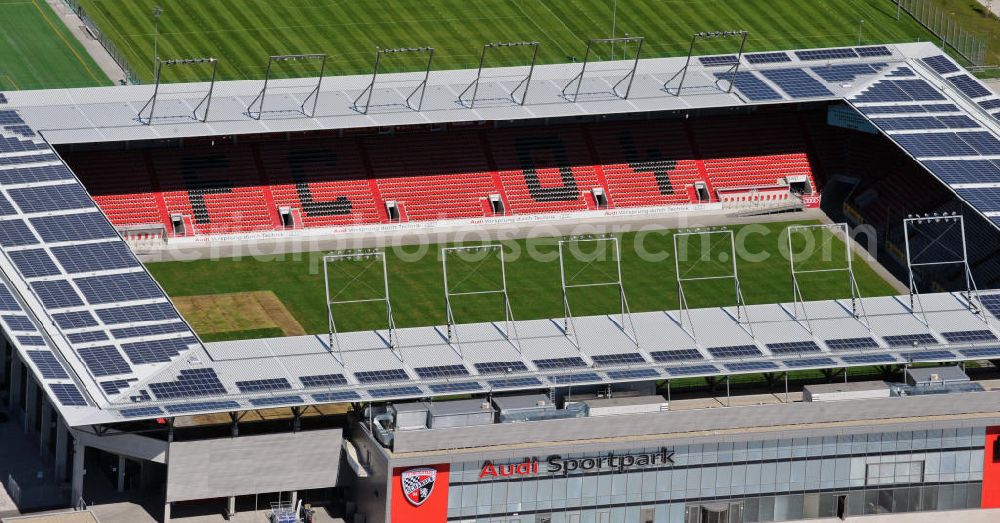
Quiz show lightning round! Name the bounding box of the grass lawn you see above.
[146,221,899,338]
[0,0,108,90]
[77,0,944,83]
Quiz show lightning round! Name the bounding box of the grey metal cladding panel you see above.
[391,389,1000,453]
[166,429,342,502]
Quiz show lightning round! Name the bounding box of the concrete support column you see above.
[39,400,53,456]
[290,491,298,509]
[70,438,85,508]
[227,496,236,520]
[164,502,172,523]
[24,377,39,434]
[8,354,22,412]
[54,420,69,482]
[116,455,126,493]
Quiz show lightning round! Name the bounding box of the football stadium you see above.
[4,4,1000,522]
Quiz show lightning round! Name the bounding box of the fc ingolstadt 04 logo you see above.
[401,467,437,507]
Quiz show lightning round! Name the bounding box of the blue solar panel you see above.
[923,103,959,112]
[122,337,196,364]
[236,378,292,393]
[859,105,927,115]
[590,353,646,366]
[249,395,304,407]
[959,346,1000,358]
[67,331,108,343]
[699,55,738,66]
[111,322,189,339]
[724,361,778,372]
[74,272,163,304]
[17,335,45,346]
[548,372,602,385]
[149,368,227,399]
[886,67,915,77]
[312,391,361,402]
[795,48,858,61]
[26,350,69,379]
[958,131,1000,155]
[2,314,36,331]
[100,379,134,395]
[30,280,83,308]
[649,349,704,362]
[766,341,821,355]
[783,357,837,368]
[982,295,1000,318]
[120,406,164,418]
[413,364,469,379]
[665,364,719,376]
[948,75,991,98]
[745,52,791,64]
[533,357,588,370]
[883,333,939,347]
[96,302,178,324]
[959,188,1000,212]
[810,64,883,83]
[428,381,483,393]
[300,374,348,387]
[855,46,892,57]
[921,55,959,74]
[707,345,762,358]
[937,115,979,129]
[368,386,422,398]
[49,384,87,406]
[0,194,14,216]
[941,329,997,343]
[51,242,139,273]
[606,368,660,380]
[854,80,946,103]
[893,133,978,157]
[0,165,73,185]
[980,99,1000,110]
[905,350,955,361]
[871,116,947,131]
[354,368,410,384]
[0,284,17,311]
[30,212,117,243]
[9,249,61,277]
[164,401,240,414]
[78,346,132,377]
[8,184,94,213]
[487,376,543,389]
[841,354,898,364]
[716,72,783,101]
[0,219,38,247]
[474,360,529,374]
[760,69,833,98]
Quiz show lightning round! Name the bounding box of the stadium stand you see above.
[64,115,820,237]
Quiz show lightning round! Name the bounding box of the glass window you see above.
[911,430,928,451]
[968,482,983,509]
[747,440,763,461]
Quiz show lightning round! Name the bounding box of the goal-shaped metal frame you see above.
[246,54,327,120]
[786,223,871,333]
[902,213,986,326]
[663,30,748,96]
[441,244,520,355]
[458,41,539,108]
[323,250,399,365]
[673,228,754,339]
[352,46,434,115]
[137,57,219,125]
[558,236,638,348]
[561,36,644,103]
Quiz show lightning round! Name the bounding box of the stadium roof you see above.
[3,42,1000,426]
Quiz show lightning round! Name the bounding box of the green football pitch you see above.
[146,221,899,342]
[0,0,108,90]
[78,0,941,83]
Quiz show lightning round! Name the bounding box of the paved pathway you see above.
[43,0,124,85]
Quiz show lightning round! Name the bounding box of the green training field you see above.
[145,221,899,342]
[0,0,108,90]
[78,0,941,83]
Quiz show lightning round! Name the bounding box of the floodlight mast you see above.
[458,41,540,108]
[247,54,328,120]
[664,30,747,96]
[786,223,871,334]
[137,57,218,125]
[672,228,754,340]
[352,46,434,115]
[558,236,639,349]
[323,250,400,366]
[561,36,644,103]
[441,244,521,356]
[902,214,987,326]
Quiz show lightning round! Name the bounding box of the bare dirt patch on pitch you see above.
[173,291,305,337]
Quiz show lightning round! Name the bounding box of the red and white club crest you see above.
[400,467,437,506]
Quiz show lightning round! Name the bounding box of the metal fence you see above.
[59,0,141,84]
[894,0,988,65]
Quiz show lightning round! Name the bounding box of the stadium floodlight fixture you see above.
[137,57,219,125]
[561,36,644,102]
[665,29,748,97]
[247,53,328,120]
[458,41,540,108]
[353,46,434,115]
[441,244,521,355]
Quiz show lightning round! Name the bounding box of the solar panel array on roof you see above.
[96,302,178,324]
[716,72,783,101]
[810,63,885,83]
[744,52,790,64]
[52,242,139,273]
[853,80,946,103]
[760,69,833,98]
[590,353,646,366]
[649,349,704,362]
[235,378,292,393]
[313,391,361,402]
[941,329,997,343]
[31,280,83,308]
[111,322,188,339]
[906,350,955,361]
[922,55,959,74]
[413,364,469,379]
[30,212,118,243]
[9,249,61,277]
[49,383,87,406]
[67,331,108,343]
[77,345,132,377]
[871,116,978,131]
[487,376,543,389]
[121,406,164,418]
[0,165,73,185]
[99,379,134,395]
[429,381,482,393]
[699,55,738,66]
[766,341,822,355]
[666,364,719,376]
[74,272,164,304]
[980,99,1000,110]
[0,220,37,247]
[533,356,588,370]
[958,188,1000,212]
[960,347,1000,358]
[549,372,602,385]
[354,368,410,384]
[841,354,898,364]
[300,374,348,387]
[369,386,422,398]
[783,357,837,368]
[149,368,227,399]
[2,314,36,331]
[795,48,858,60]
[250,396,303,407]
[855,46,892,57]
[607,368,660,380]
[8,183,94,213]
[893,133,979,157]
[948,75,992,98]
[164,401,240,414]
[26,350,69,379]
[121,337,196,364]
[726,361,779,372]
[474,360,528,374]
[707,345,762,358]
[924,160,1000,184]
[883,333,939,347]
